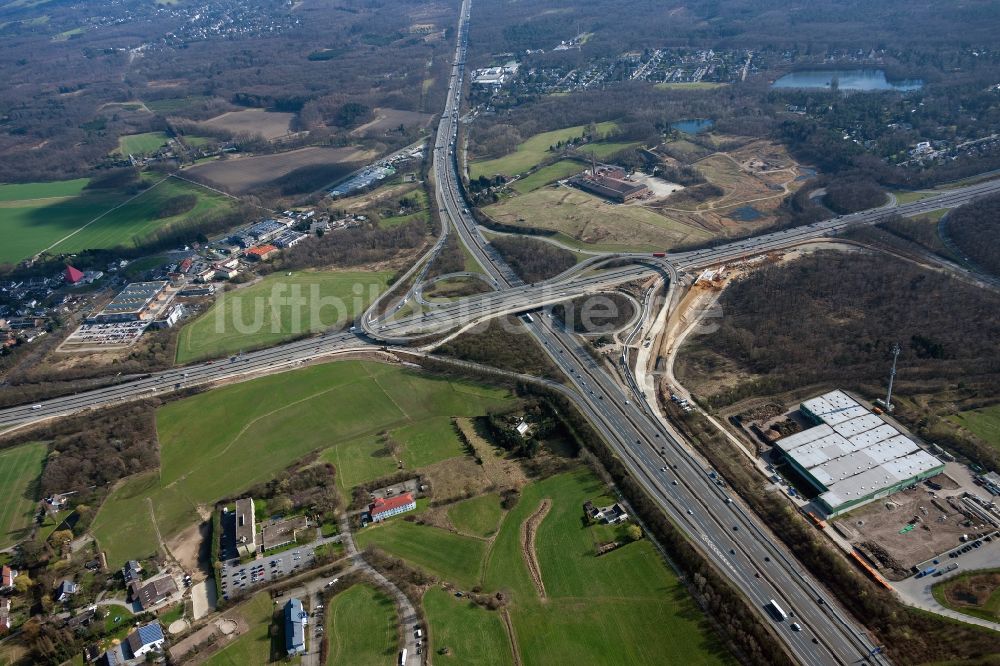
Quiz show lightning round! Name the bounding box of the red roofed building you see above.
[65,265,85,284]
[1,565,17,590]
[369,493,416,522]
[245,244,278,261]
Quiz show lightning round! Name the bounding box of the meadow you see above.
[470,121,618,180]
[174,270,391,364]
[91,361,513,566]
[950,405,1000,452]
[423,588,515,666]
[117,132,170,156]
[447,493,504,538]
[932,568,1000,622]
[0,441,47,549]
[0,176,233,264]
[325,584,398,666]
[484,187,711,251]
[511,160,583,194]
[361,467,729,665]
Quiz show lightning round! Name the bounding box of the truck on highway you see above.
[767,599,788,621]
[652,252,666,258]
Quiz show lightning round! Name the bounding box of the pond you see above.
[771,69,922,92]
[670,118,714,134]
[729,205,762,222]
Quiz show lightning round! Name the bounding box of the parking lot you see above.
[219,548,317,601]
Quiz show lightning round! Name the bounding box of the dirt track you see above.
[520,499,551,599]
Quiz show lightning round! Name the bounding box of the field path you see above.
[520,499,551,600]
[500,608,524,666]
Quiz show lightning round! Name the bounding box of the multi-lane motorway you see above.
[3,1,1000,662]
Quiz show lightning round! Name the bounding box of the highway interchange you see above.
[5,1,1000,663]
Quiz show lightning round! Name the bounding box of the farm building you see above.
[285,598,307,656]
[136,575,178,610]
[776,390,944,516]
[235,497,257,556]
[369,493,417,522]
[89,281,170,323]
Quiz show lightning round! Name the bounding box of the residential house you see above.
[55,579,78,603]
[126,622,165,658]
[122,560,142,584]
[0,598,10,633]
[285,598,307,656]
[1,565,17,590]
[583,500,629,525]
[369,493,417,522]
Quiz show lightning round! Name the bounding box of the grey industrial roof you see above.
[100,281,167,316]
[778,390,943,511]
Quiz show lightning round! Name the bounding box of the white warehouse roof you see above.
[778,390,943,512]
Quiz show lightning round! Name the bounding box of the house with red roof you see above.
[368,493,416,522]
[245,244,278,262]
[0,565,16,590]
[64,265,85,284]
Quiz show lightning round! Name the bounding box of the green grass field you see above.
[0,441,47,549]
[325,585,398,666]
[471,121,618,179]
[950,405,1000,452]
[117,132,170,156]
[390,468,728,665]
[324,415,470,493]
[92,361,513,567]
[447,493,503,538]
[0,177,233,265]
[582,140,641,160]
[175,270,391,364]
[355,520,487,589]
[511,160,584,194]
[204,593,290,666]
[423,587,515,666]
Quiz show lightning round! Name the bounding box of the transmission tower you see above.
[885,342,901,411]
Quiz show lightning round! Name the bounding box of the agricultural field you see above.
[484,186,711,251]
[325,585,399,666]
[175,270,392,364]
[511,160,583,194]
[90,361,513,566]
[364,468,728,666]
[116,131,169,156]
[950,405,1000,452]
[470,121,618,180]
[0,176,233,264]
[932,569,1000,622]
[582,140,641,160]
[143,95,216,115]
[350,107,433,136]
[0,441,47,549]
[198,108,295,140]
[185,146,374,194]
[203,593,288,666]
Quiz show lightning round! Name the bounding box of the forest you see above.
[944,194,1000,276]
[489,236,577,283]
[678,250,1000,471]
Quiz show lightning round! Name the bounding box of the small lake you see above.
[670,118,714,134]
[771,69,923,92]
[729,205,762,222]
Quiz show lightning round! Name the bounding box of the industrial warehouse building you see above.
[89,281,170,323]
[776,390,944,516]
[570,166,649,203]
